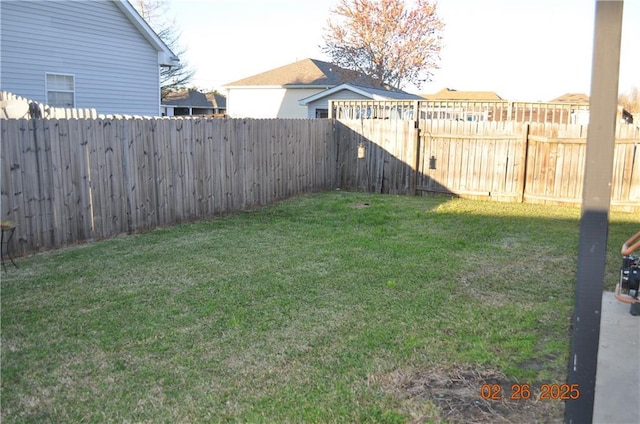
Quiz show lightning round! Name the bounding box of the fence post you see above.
[414,118,421,196]
[519,123,530,203]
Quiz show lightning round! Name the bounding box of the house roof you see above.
[421,88,503,101]
[163,90,211,107]
[113,0,179,66]
[162,89,226,109]
[549,93,590,104]
[206,92,227,109]
[224,58,388,89]
[299,83,423,105]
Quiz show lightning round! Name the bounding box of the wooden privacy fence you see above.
[2,115,639,257]
[1,117,337,255]
[336,119,640,212]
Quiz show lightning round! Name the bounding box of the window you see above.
[315,108,328,118]
[46,73,75,107]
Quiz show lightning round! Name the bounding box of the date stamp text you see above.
[480,383,580,401]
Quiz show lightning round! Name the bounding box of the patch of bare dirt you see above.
[370,366,564,423]
[352,202,371,208]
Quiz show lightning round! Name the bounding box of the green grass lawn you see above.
[2,192,638,423]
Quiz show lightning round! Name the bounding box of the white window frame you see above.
[45,73,76,108]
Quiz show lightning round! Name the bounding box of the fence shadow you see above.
[335,119,500,198]
[334,119,639,213]
[334,119,450,196]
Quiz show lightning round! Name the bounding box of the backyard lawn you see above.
[1,192,638,423]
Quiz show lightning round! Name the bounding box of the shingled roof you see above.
[162,89,226,109]
[549,93,590,104]
[421,88,503,101]
[206,92,226,109]
[163,89,211,107]
[224,58,389,90]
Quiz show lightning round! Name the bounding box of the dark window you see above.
[315,109,329,118]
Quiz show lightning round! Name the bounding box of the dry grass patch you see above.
[370,366,564,424]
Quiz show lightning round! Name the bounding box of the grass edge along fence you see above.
[1,117,338,256]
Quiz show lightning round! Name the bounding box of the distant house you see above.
[550,92,633,124]
[0,0,178,116]
[224,58,421,119]
[162,89,226,117]
[549,93,591,124]
[549,93,590,104]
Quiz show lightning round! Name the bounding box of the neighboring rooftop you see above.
[224,58,390,90]
[163,89,211,107]
[206,92,227,110]
[421,88,503,101]
[162,89,226,109]
[549,93,591,104]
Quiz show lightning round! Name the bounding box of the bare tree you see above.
[131,0,195,99]
[619,86,640,113]
[322,0,444,89]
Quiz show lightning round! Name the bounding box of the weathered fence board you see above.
[415,120,525,200]
[335,119,419,194]
[524,123,639,209]
[336,119,637,211]
[1,117,339,256]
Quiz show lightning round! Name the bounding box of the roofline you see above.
[113,0,179,67]
[224,84,334,89]
[298,84,375,105]
[299,83,422,105]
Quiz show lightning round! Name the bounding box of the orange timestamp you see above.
[480,383,580,401]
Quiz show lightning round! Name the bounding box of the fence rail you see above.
[330,99,634,125]
[1,117,337,255]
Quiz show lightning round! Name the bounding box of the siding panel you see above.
[0,0,162,116]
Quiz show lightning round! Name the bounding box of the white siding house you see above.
[227,87,326,119]
[0,0,178,116]
[224,58,420,119]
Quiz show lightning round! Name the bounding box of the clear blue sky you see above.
[168,0,639,102]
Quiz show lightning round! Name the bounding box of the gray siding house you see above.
[299,83,423,118]
[0,0,178,116]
